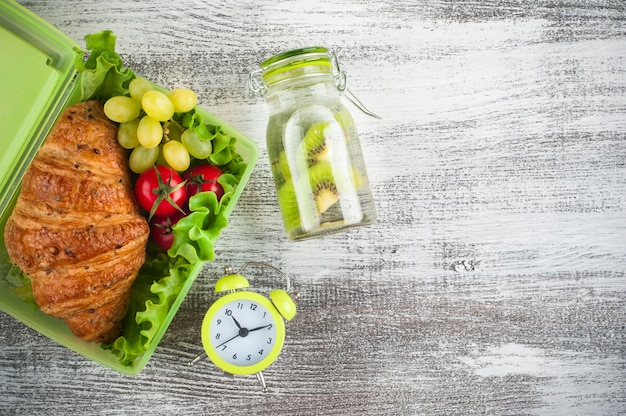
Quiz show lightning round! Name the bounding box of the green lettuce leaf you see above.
[105,254,192,366]
[209,127,235,165]
[168,191,228,264]
[73,30,136,102]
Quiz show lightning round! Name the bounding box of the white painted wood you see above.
[2,0,625,414]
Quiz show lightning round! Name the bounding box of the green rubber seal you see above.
[261,47,332,87]
[261,46,328,67]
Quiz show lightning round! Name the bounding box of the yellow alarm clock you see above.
[195,263,297,390]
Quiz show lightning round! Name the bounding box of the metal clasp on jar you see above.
[247,68,267,98]
[329,48,381,119]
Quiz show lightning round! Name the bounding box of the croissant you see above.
[3,100,149,344]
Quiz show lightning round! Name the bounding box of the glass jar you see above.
[249,47,377,240]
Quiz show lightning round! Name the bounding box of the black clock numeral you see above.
[250,303,257,311]
[246,354,252,361]
[225,309,232,316]
[216,319,222,325]
[236,302,244,310]
[267,324,272,330]
[215,333,221,340]
[221,345,227,351]
[267,337,272,344]
[258,349,264,355]
[233,354,237,360]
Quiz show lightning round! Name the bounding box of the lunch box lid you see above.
[0,0,79,218]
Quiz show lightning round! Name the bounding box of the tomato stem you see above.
[147,166,187,220]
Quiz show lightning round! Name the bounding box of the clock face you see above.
[202,291,286,375]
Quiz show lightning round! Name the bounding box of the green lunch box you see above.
[0,0,258,376]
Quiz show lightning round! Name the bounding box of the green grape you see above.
[164,120,183,142]
[181,128,212,159]
[129,77,155,101]
[117,118,140,149]
[156,144,168,167]
[137,115,163,148]
[168,88,197,113]
[142,90,175,122]
[163,140,190,171]
[129,145,159,174]
[104,96,141,123]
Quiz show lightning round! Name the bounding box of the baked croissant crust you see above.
[3,100,149,344]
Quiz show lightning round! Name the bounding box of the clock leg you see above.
[188,351,207,366]
[256,371,268,392]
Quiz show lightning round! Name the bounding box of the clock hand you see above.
[248,324,271,332]
[216,333,241,349]
[216,321,256,348]
[231,315,242,329]
[216,323,269,349]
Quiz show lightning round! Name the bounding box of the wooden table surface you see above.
[2,1,625,414]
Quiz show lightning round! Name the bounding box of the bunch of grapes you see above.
[103,78,213,174]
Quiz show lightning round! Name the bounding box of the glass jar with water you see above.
[248,47,377,240]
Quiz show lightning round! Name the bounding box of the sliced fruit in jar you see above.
[277,181,301,235]
[307,162,339,214]
[301,122,331,166]
[271,151,291,187]
[351,165,366,189]
[276,177,320,235]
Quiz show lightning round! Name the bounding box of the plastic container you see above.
[249,47,377,240]
[0,1,258,375]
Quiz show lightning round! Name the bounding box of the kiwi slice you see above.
[277,163,339,229]
[277,175,321,235]
[271,151,292,187]
[351,165,366,189]
[334,108,355,142]
[276,181,301,234]
[276,162,347,237]
[300,122,331,166]
[307,162,339,214]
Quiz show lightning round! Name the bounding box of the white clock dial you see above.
[208,297,279,366]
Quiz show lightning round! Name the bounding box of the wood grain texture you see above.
[2,0,625,414]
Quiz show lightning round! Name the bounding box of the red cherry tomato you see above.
[135,165,188,219]
[149,211,185,251]
[184,164,224,201]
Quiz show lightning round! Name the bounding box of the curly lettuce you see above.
[105,254,192,366]
[73,30,135,102]
[167,176,237,264]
